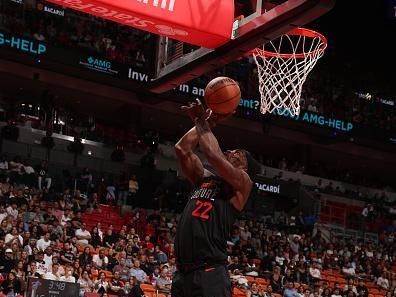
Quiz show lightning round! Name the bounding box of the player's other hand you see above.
[181,98,210,122]
[181,99,234,128]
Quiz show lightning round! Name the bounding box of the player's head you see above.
[224,149,261,178]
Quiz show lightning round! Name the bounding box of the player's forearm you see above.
[175,127,199,153]
[195,120,223,161]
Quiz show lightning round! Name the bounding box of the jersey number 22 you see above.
[192,200,213,220]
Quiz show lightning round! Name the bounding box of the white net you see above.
[252,28,327,116]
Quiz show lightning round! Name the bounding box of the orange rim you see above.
[253,27,327,59]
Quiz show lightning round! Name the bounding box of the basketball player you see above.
[172,99,261,297]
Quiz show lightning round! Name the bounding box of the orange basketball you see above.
[204,77,241,114]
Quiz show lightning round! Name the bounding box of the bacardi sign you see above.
[46,0,234,48]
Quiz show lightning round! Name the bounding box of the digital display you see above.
[27,278,79,297]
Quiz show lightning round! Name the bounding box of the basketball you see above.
[204,77,241,114]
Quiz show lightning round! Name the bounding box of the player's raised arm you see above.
[193,102,253,211]
[174,126,204,185]
[174,101,210,184]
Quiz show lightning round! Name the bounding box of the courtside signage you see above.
[0,32,46,55]
[46,0,234,48]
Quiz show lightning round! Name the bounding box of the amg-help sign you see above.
[46,0,234,48]
[0,32,46,55]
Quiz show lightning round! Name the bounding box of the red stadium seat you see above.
[84,293,100,297]
[140,284,156,292]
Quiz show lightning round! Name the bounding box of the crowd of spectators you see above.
[0,0,395,192]
[0,148,394,297]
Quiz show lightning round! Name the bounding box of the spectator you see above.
[0,249,15,274]
[5,227,23,246]
[129,260,147,283]
[156,267,172,295]
[164,257,177,276]
[0,155,8,180]
[331,288,343,297]
[103,229,117,249]
[43,263,61,280]
[0,272,22,295]
[0,205,7,223]
[92,248,108,270]
[6,202,18,220]
[241,226,252,241]
[94,271,109,294]
[113,257,130,282]
[77,270,94,296]
[309,262,321,284]
[150,266,161,286]
[11,260,26,281]
[342,262,356,277]
[270,266,283,293]
[117,173,129,207]
[153,245,168,264]
[105,181,116,205]
[36,232,51,251]
[128,175,139,207]
[283,281,300,297]
[36,160,51,190]
[108,271,124,296]
[79,168,92,194]
[247,282,264,297]
[35,251,48,275]
[78,246,93,268]
[43,246,53,271]
[356,278,369,297]
[60,242,76,265]
[123,276,145,297]
[75,222,91,246]
[376,273,389,290]
[89,226,102,247]
[289,235,301,254]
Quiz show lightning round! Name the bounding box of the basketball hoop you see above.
[252,27,327,116]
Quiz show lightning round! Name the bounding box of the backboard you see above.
[150,0,335,93]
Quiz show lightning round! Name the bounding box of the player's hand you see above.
[181,99,211,123]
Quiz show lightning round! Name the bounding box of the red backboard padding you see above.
[46,0,234,48]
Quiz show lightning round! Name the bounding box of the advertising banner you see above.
[0,32,47,55]
[79,56,120,75]
[253,176,300,198]
[45,0,234,48]
[244,175,301,214]
[239,98,354,132]
[38,2,66,17]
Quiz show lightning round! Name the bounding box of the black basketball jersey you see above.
[175,175,239,265]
